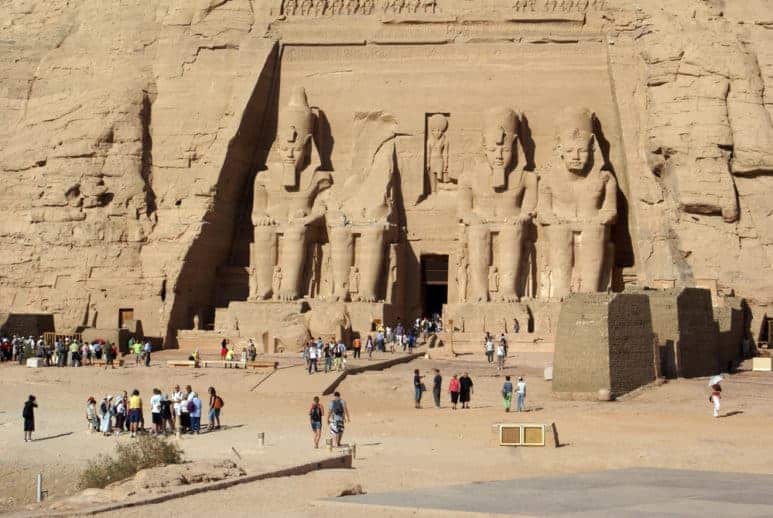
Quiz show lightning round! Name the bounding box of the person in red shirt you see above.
[448,374,460,410]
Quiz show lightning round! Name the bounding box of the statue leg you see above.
[498,223,525,302]
[278,224,306,300]
[358,225,386,302]
[328,225,353,302]
[545,225,573,299]
[577,224,608,293]
[252,226,276,300]
[467,224,490,303]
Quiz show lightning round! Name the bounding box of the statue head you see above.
[482,107,518,177]
[428,114,448,140]
[278,87,314,174]
[557,106,595,175]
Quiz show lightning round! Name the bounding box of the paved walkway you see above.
[333,468,773,517]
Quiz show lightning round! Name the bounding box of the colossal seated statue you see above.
[537,106,618,299]
[456,107,537,303]
[251,87,332,301]
[326,112,399,302]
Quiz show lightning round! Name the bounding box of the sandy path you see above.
[1,356,772,515]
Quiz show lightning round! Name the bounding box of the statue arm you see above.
[252,179,274,226]
[442,137,449,172]
[599,171,618,225]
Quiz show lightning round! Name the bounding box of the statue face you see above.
[483,129,515,173]
[560,135,593,174]
[279,125,310,172]
[431,127,443,140]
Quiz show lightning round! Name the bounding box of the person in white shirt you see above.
[496,343,506,371]
[308,342,319,374]
[516,377,527,412]
[150,388,163,434]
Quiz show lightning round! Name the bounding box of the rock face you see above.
[0,0,770,346]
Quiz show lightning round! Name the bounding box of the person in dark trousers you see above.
[459,372,474,409]
[413,369,425,409]
[432,369,442,408]
[23,395,37,442]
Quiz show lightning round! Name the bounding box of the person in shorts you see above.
[309,396,324,448]
[328,392,350,447]
[208,386,223,430]
[128,389,142,438]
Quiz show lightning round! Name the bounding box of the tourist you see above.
[516,376,527,412]
[365,335,374,360]
[710,383,722,418]
[150,388,163,434]
[208,386,223,430]
[247,339,257,362]
[104,342,114,369]
[449,374,460,410]
[114,394,126,433]
[220,339,228,361]
[225,347,235,362]
[352,336,362,359]
[86,397,99,432]
[132,340,142,366]
[189,392,202,434]
[308,341,319,374]
[143,340,152,367]
[334,341,345,371]
[499,333,508,356]
[81,342,90,366]
[128,389,142,438]
[375,329,385,352]
[484,332,494,363]
[172,385,184,434]
[99,395,113,436]
[502,376,513,412]
[160,394,173,433]
[309,396,324,449]
[432,369,442,408]
[328,391,350,447]
[181,385,193,432]
[55,339,65,367]
[496,341,506,371]
[23,395,37,442]
[323,341,333,372]
[459,372,473,409]
[413,369,425,409]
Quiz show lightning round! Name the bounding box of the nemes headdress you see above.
[283,86,314,142]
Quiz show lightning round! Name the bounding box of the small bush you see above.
[79,435,184,489]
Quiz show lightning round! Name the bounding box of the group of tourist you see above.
[303,339,349,374]
[483,332,510,370]
[412,369,527,412]
[84,385,224,438]
[219,339,258,363]
[0,334,152,369]
[308,391,350,449]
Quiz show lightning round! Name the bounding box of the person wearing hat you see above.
[86,397,99,432]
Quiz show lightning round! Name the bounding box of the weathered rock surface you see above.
[0,0,770,344]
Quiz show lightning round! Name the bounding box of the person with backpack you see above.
[23,395,37,442]
[208,386,223,430]
[328,391,350,447]
[309,396,324,448]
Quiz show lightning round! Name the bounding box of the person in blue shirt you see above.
[502,376,513,413]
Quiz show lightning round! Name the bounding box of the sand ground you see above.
[1,351,772,516]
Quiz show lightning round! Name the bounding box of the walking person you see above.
[352,336,362,359]
[309,396,324,449]
[449,374,460,410]
[710,383,722,418]
[496,341,506,371]
[413,369,425,409]
[432,369,442,408]
[86,397,99,432]
[484,333,494,363]
[502,376,513,412]
[365,335,374,360]
[516,376,527,412]
[328,392,350,447]
[308,342,319,374]
[208,386,223,430]
[143,340,152,367]
[23,395,37,442]
[459,372,473,409]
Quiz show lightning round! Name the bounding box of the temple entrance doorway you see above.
[421,255,448,319]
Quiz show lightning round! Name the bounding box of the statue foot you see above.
[277,292,298,301]
[359,295,377,303]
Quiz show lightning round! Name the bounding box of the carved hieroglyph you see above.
[251,87,333,301]
[457,107,537,303]
[538,107,618,299]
